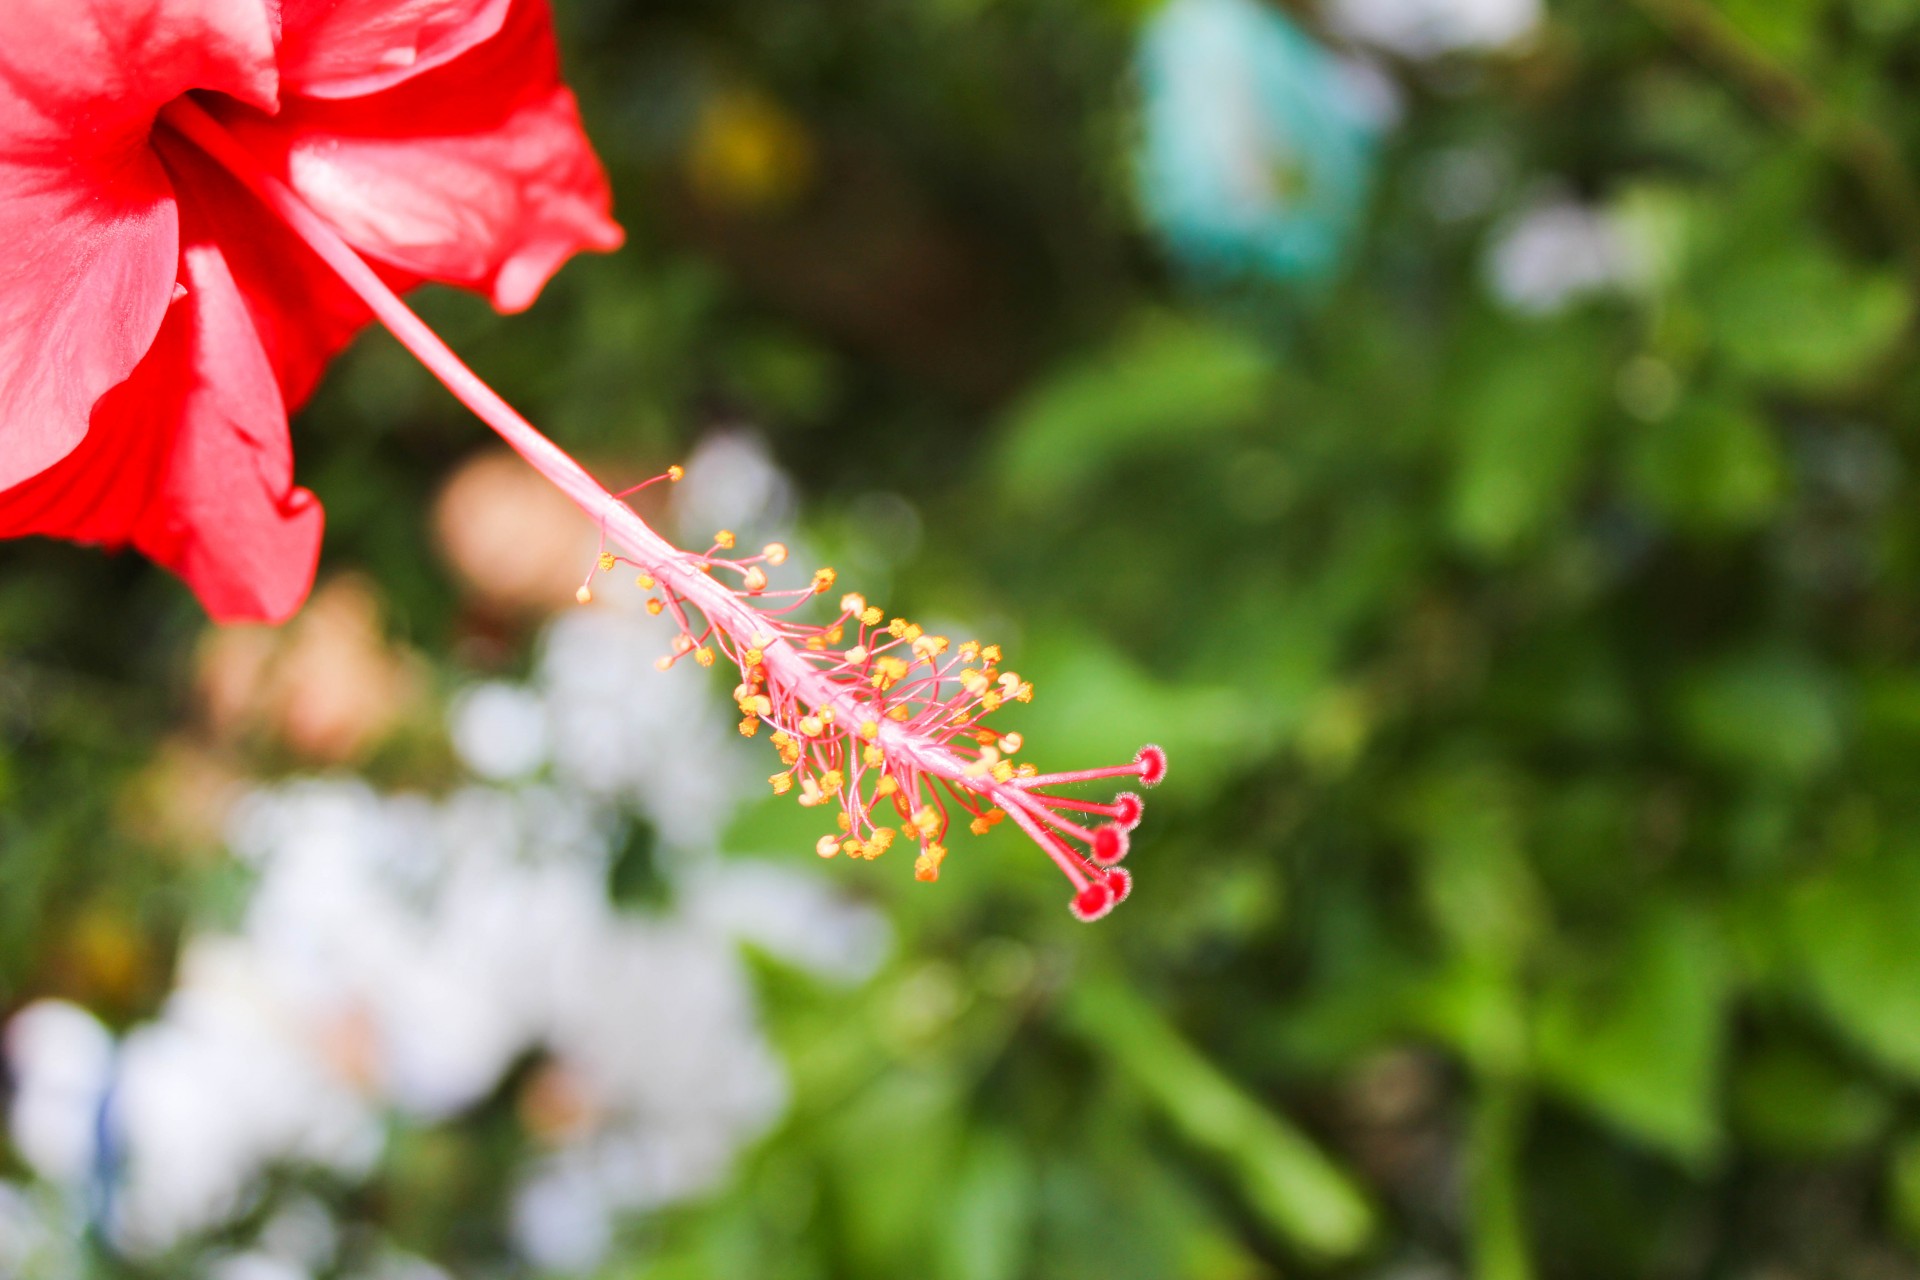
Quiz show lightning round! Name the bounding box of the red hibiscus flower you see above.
[0,0,621,622]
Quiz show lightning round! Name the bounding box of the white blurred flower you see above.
[2,432,889,1271]
[1485,197,1649,315]
[1327,0,1540,57]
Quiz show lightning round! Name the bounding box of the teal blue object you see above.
[1138,0,1382,284]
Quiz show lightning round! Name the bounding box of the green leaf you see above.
[1704,244,1909,391]
[1534,906,1728,1165]
[1786,859,1920,1082]
[1446,326,1608,556]
[1674,650,1844,780]
[995,314,1277,508]
[1065,977,1375,1260]
[1624,397,1784,534]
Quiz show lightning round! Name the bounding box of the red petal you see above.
[223,0,621,313]
[0,145,328,624]
[0,0,278,490]
[278,0,512,100]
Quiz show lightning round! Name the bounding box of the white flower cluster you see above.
[3,434,888,1276]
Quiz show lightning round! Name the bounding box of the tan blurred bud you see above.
[435,450,599,616]
[195,575,424,764]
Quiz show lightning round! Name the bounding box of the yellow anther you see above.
[960,669,989,694]
[744,648,764,667]
[980,691,1003,711]
[695,647,715,668]
[811,568,837,593]
[743,566,768,593]
[840,592,867,615]
[826,626,844,644]
[770,774,793,795]
[636,572,655,589]
[575,585,594,605]
[837,811,852,832]
[805,636,826,651]
[888,706,910,721]
[844,645,869,664]
[654,655,674,671]
[1016,763,1038,778]
[860,606,884,627]
[914,844,947,882]
[998,732,1023,753]
[798,779,823,806]
[887,617,909,638]
[799,716,824,737]
[597,552,616,572]
[981,645,1001,664]
[748,695,772,716]
[763,542,789,565]
[875,774,899,797]
[842,839,865,858]
[821,769,845,795]
[869,828,895,853]
[913,634,949,660]
[912,806,941,837]
[863,745,885,767]
[646,598,664,615]
[975,730,998,746]
[673,634,694,655]
[1014,682,1034,703]
[779,741,802,766]
[715,529,736,550]
[861,720,880,741]
[815,835,839,858]
[959,641,981,663]
[739,718,759,737]
[770,731,792,749]
[991,760,1015,783]
[969,816,991,836]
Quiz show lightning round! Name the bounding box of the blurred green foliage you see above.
[19,0,1920,1276]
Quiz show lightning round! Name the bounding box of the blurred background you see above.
[9,0,1920,1275]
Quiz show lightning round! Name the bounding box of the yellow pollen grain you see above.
[991,760,1015,783]
[770,774,793,795]
[695,647,715,668]
[842,839,865,858]
[836,811,852,832]
[597,552,616,572]
[744,648,764,667]
[863,745,885,768]
[860,720,880,741]
[667,465,684,482]
[887,706,910,721]
[811,568,837,593]
[636,572,655,589]
[1016,763,1037,778]
[875,775,898,797]
[646,599,664,615]
[739,718,759,737]
[821,769,845,795]
[969,816,990,836]
[860,606,884,627]
[981,645,1001,663]
[715,529,735,550]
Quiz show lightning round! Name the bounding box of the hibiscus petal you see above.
[0,145,327,625]
[0,0,278,490]
[277,0,512,100]
[223,0,622,314]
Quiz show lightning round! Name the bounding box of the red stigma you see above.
[1091,824,1129,865]
[1113,792,1144,829]
[1135,744,1168,788]
[1070,880,1115,922]
[1105,867,1132,904]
